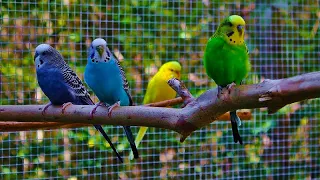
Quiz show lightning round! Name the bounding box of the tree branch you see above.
[0,72,319,141]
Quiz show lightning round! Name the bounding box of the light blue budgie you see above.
[84,38,139,159]
[34,44,123,162]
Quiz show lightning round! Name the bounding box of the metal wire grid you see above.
[0,0,319,179]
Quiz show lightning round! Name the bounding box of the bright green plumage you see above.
[204,15,250,86]
[203,15,251,144]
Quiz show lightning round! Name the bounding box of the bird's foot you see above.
[226,82,237,94]
[90,102,105,119]
[107,101,121,117]
[42,102,52,116]
[61,102,73,114]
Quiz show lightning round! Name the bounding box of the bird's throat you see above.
[225,31,244,45]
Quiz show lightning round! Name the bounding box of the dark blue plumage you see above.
[34,44,123,162]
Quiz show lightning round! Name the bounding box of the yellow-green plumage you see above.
[129,61,182,160]
[203,15,251,144]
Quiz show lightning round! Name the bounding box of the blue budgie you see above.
[34,44,123,162]
[84,38,139,159]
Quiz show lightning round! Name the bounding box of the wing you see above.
[110,50,133,106]
[60,63,94,105]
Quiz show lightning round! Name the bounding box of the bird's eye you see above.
[169,69,174,72]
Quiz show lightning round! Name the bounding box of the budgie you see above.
[129,61,181,160]
[34,44,123,162]
[84,38,139,159]
[203,15,251,144]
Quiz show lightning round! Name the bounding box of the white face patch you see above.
[89,38,112,64]
[89,47,111,63]
[35,44,51,54]
[91,38,107,47]
[34,44,51,70]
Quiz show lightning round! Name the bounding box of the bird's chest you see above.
[155,80,176,101]
[85,63,125,104]
[210,44,249,85]
[37,67,75,105]
[218,44,247,66]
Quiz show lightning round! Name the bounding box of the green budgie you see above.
[203,15,251,144]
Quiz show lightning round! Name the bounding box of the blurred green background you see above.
[0,0,319,179]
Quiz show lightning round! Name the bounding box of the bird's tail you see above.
[93,125,123,163]
[230,111,243,144]
[123,126,139,159]
[129,126,148,160]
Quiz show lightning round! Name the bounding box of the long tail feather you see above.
[129,126,148,160]
[135,127,148,147]
[94,125,123,163]
[123,126,139,159]
[230,111,243,144]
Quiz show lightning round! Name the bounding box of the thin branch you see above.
[0,72,319,141]
[0,122,89,131]
[144,97,183,107]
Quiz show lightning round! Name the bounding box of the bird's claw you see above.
[226,82,237,94]
[42,102,52,116]
[90,102,104,119]
[62,102,73,114]
[107,101,121,117]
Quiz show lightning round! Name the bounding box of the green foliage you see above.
[0,0,319,179]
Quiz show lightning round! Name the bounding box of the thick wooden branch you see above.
[0,99,251,132]
[0,72,319,141]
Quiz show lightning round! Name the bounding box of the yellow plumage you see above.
[129,61,182,160]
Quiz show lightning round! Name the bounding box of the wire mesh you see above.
[0,0,319,179]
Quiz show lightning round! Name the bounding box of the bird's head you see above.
[88,38,112,64]
[218,15,246,45]
[158,61,182,80]
[34,44,62,69]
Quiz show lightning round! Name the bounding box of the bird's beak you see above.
[176,71,181,79]
[96,45,104,57]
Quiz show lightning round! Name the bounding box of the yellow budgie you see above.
[129,61,182,160]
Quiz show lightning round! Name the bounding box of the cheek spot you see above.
[234,41,235,43]
[96,61,98,63]
[90,53,95,59]
[230,39,232,42]
[227,31,234,37]
[104,60,107,62]
[37,65,40,67]
[91,59,94,62]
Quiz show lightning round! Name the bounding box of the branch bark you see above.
[0,72,319,141]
